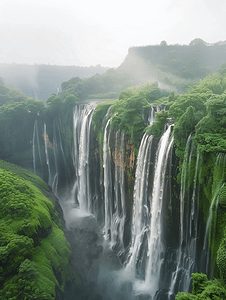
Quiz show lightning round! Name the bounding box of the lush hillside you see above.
[56,39,226,102]
[124,39,226,79]
[2,39,226,106]
[0,161,79,300]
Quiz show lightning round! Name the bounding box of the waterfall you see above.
[143,125,174,297]
[27,103,225,300]
[52,120,69,195]
[103,118,113,239]
[70,104,96,212]
[55,103,97,229]
[111,131,126,252]
[122,125,174,299]
[148,107,156,125]
[168,136,202,299]
[126,133,153,277]
[32,119,43,175]
[77,105,95,212]
[43,123,52,186]
[102,117,127,252]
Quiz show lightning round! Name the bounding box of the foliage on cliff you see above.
[0,77,27,106]
[166,71,226,299]
[92,82,168,147]
[0,85,78,162]
[176,273,226,299]
[167,70,226,162]
[0,164,75,299]
[145,110,169,138]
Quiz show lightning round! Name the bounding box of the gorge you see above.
[1,45,226,299]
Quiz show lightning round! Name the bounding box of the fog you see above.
[1,0,226,67]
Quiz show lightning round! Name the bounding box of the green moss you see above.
[0,164,74,299]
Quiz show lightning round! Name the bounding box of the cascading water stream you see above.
[78,105,95,212]
[168,136,202,299]
[103,118,113,239]
[111,131,126,252]
[126,133,153,276]
[168,133,193,299]
[70,105,82,204]
[142,125,174,297]
[70,104,96,210]
[148,107,156,125]
[32,119,43,175]
[52,119,69,195]
[58,104,97,228]
[102,116,127,252]
[43,123,52,186]
[123,125,174,299]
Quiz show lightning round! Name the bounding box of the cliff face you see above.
[1,99,226,299]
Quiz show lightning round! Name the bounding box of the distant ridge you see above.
[0,64,108,102]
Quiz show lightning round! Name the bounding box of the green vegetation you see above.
[0,79,78,161]
[0,77,27,106]
[145,110,169,139]
[127,40,226,81]
[90,65,226,300]
[92,82,168,148]
[0,165,75,299]
[0,97,45,158]
[176,273,226,299]
[1,41,226,300]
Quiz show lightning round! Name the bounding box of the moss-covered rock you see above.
[0,165,76,299]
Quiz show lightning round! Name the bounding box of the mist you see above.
[1,0,226,67]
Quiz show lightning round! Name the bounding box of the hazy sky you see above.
[1,0,226,67]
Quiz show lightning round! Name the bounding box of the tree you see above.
[189,38,206,47]
[160,40,167,47]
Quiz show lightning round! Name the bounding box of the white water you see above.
[43,123,52,186]
[148,107,156,125]
[168,136,202,298]
[111,131,126,252]
[168,133,193,299]
[123,125,174,299]
[70,104,96,212]
[103,118,113,239]
[126,133,153,275]
[32,119,43,175]
[31,105,221,299]
[143,125,174,296]
[78,105,95,212]
[60,104,96,228]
